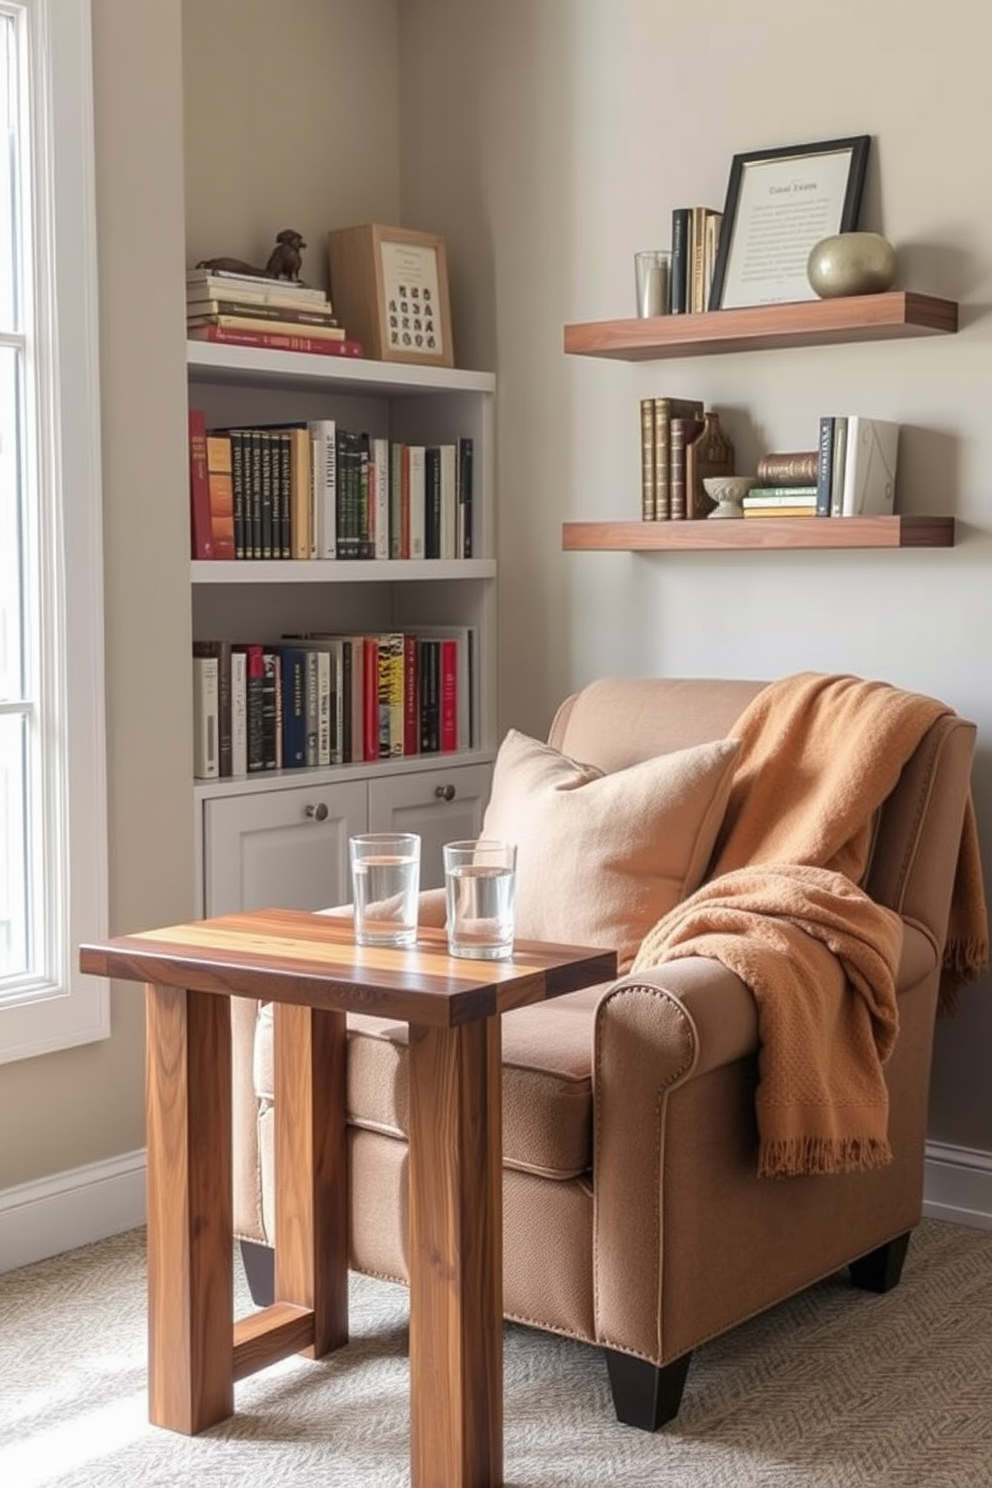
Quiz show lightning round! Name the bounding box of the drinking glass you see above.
[634,249,671,317]
[443,839,517,960]
[349,832,421,947]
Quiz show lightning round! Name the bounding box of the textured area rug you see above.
[2,1217,992,1486]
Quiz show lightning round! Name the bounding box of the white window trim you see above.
[0,0,108,1062]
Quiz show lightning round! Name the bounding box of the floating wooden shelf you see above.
[561,516,956,552]
[563,292,958,362]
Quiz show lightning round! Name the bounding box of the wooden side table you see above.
[80,908,615,1488]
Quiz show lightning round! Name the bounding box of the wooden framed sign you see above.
[326,223,454,366]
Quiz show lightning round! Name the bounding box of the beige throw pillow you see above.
[481,729,741,973]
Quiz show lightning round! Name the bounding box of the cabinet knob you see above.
[434,783,456,802]
[305,802,329,822]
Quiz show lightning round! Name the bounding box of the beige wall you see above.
[182,0,401,286]
[4,0,990,1198]
[398,0,992,1154]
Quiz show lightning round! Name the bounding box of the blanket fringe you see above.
[758,1134,893,1180]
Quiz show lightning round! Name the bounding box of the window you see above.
[0,0,107,1062]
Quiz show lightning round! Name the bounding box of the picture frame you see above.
[707,136,871,312]
[326,223,454,367]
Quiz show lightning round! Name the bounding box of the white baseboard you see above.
[923,1141,992,1230]
[0,1140,988,1275]
[0,1149,146,1274]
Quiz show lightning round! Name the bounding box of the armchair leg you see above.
[604,1348,692,1431]
[239,1238,275,1307]
[849,1231,911,1294]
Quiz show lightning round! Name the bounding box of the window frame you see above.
[0,0,108,1063]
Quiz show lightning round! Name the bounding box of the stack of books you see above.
[670,205,723,314]
[815,416,901,517]
[185,267,363,358]
[744,450,819,518]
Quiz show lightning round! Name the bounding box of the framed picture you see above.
[707,136,871,311]
[326,223,454,367]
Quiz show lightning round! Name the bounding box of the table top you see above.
[79,907,618,1027]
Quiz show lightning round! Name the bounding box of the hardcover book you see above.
[828,417,849,518]
[652,396,705,519]
[670,208,689,315]
[840,417,900,516]
[187,313,346,342]
[756,450,819,486]
[815,416,836,518]
[187,325,364,358]
[185,268,331,307]
[639,397,655,520]
[188,408,213,559]
[457,437,474,558]
[279,646,308,768]
[191,651,219,780]
[185,299,340,328]
[205,434,236,558]
[308,419,337,560]
[670,415,705,520]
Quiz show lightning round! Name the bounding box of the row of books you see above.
[671,205,723,315]
[742,419,901,519]
[639,399,734,520]
[189,411,474,562]
[192,628,478,780]
[186,266,364,359]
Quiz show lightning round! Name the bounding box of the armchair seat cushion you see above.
[254,984,608,1182]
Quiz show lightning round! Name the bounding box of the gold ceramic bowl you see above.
[807,232,897,298]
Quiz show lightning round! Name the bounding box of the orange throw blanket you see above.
[632,673,989,1179]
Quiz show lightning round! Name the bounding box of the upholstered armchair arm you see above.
[590,921,939,1362]
[591,956,759,1360]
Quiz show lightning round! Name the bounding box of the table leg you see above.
[145,983,233,1434]
[408,1018,503,1488]
[273,1003,349,1355]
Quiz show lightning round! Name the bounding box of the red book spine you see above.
[363,638,379,762]
[438,638,458,753]
[188,408,213,558]
[187,325,364,358]
[403,634,419,757]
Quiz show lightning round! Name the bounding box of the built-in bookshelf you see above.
[187,341,498,915]
[561,292,958,552]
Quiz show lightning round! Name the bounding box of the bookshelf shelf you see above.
[562,515,956,553]
[190,557,498,584]
[562,292,958,362]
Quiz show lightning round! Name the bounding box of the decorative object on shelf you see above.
[685,410,735,518]
[703,474,756,519]
[327,223,454,367]
[708,135,871,311]
[195,228,309,283]
[807,232,897,299]
[634,250,670,317]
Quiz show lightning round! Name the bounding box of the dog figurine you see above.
[196,228,307,283]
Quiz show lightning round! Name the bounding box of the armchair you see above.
[233,675,985,1429]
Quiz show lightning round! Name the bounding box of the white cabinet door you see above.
[203,780,368,917]
[368,762,492,890]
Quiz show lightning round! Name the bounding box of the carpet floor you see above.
[1,1216,991,1486]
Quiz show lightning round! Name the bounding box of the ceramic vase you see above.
[807,232,897,299]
